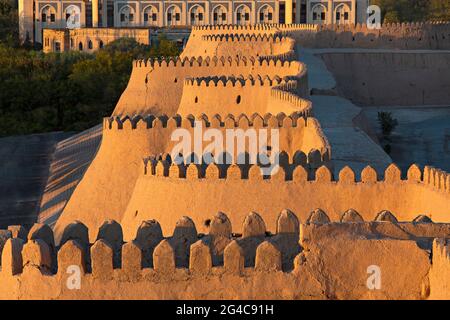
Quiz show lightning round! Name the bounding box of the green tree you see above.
[0,35,181,136]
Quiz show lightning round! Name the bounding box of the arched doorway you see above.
[311,3,327,25]
[143,5,158,26]
[166,5,182,26]
[65,5,81,29]
[334,3,351,25]
[119,5,135,27]
[40,5,57,25]
[235,5,251,26]
[212,5,227,25]
[189,5,205,25]
[258,4,274,23]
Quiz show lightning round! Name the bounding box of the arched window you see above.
[41,5,56,24]
[166,5,181,26]
[88,40,93,49]
[258,4,274,23]
[334,4,351,25]
[78,42,83,51]
[65,5,81,29]
[189,5,205,26]
[143,5,158,26]
[311,4,327,25]
[119,5,135,26]
[99,40,104,49]
[212,5,227,25]
[235,5,251,26]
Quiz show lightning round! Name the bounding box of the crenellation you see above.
[15,20,449,299]
[22,239,52,274]
[57,240,87,275]
[7,225,28,241]
[1,238,23,276]
[189,240,212,275]
[153,239,176,274]
[340,209,364,223]
[255,241,282,272]
[96,220,123,268]
[91,239,114,281]
[306,208,331,224]
[375,210,398,223]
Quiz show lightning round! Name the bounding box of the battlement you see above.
[191,23,318,33]
[291,22,450,50]
[183,75,292,87]
[0,210,449,299]
[201,33,287,42]
[142,161,448,191]
[142,148,330,179]
[132,55,301,70]
[103,113,320,130]
[2,211,448,275]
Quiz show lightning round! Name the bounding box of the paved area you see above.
[0,132,71,228]
[37,125,102,227]
[297,47,392,176]
[363,105,450,173]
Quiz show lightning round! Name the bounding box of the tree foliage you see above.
[0,35,181,136]
[371,0,450,22]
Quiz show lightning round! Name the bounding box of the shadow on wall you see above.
[319,52,450,106]
[38,125,102,227]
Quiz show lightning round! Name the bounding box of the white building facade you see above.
[18,0,370,45]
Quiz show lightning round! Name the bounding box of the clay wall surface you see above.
[291,22,450,50]
[113,58,306,117]
[53,115,330,243]
[120,163,449,239]
[0,213,447,299]
[320,51,450,106]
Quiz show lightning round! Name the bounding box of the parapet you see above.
[183,74,292,88]
[132,55,301,70]
[103,113,321,131]
[0,208,448,299]
[201,33,286,43]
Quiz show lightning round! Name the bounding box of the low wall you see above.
[0,213,446,299]
[320,51,450,106]
[113,57,303,117]
[119,163,449,239]
[291,22,450,50]
[54,114,330,243]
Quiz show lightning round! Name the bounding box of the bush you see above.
[377,111,398,138]
[0,36,181,136]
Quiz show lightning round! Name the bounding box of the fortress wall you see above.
[291,22,450,50]
[178,77,274,116]
[319,51,450,106]
[429,239,450,299]
[54,115,330,244]
[120,164,449,239]
[0,214,443,299]
[38,125,102,227]
[183,34,295,59]
[177,76,310,117]
[113,58,304,117]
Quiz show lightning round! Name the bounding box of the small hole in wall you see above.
[236,95,241,104]
[134,210,138,217]
[195,96,198,103]
[204,219,211,227]
[174,78,177,83]
[145,77,148,84]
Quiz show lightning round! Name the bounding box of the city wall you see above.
[53,114,330,243]
[113,57,307,117]
[319,51,450,106]
[120,163,449,239]
[1,212,449,299]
